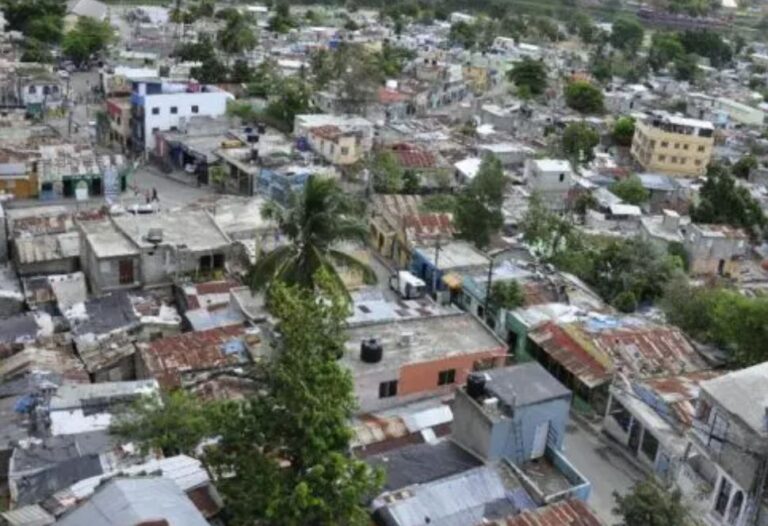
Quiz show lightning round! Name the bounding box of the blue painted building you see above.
[409,240,489,297]
[452,362,591,503]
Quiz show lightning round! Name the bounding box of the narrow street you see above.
[563,421,645,524]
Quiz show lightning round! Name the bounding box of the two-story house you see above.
[130,79,233,153]
[677,363,768,526]
[307,125,365,165]
[524,159,574,212]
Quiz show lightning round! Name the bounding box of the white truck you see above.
[389,271,426,300]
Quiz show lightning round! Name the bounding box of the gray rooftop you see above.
[412,240,489,272]
[342,312,504,377]
[367,440,482,492]
[79,220,138,259]
[484,363,571,408]
[112,210,230,252]
[49,380,157,411]
[69,292,139,337]
[702,362,768,436]
[56,477,209,526]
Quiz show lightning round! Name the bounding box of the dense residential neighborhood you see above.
[0,0,767,524]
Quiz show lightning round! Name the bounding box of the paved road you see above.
[127,166,215,211]
[563,421,645,524]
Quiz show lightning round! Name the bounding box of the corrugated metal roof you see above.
[490,499,604,526]
[1,505,55,526]
[140,326,252,389]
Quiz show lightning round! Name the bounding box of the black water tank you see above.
[466,373,486,399]
[360,338,383,363]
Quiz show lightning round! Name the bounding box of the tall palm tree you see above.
[248,176,376,299]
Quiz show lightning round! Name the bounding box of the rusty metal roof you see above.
[528,322,612,389]
[529,316,707,389]
[489,499,604,526]
[403,213,455,241]
[641,370,723,428]
[139,326,254,390]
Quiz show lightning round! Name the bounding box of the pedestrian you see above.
[151,187,158,202]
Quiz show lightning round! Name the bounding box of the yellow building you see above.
[307,125,365,166]
[630,114,714,177]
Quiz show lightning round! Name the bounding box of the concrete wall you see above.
[141,91,233,151]
[452,386,571,465]
[631,121,713,177]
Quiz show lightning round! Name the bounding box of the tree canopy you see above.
[661,275,768,366]
[614,479,695,526]
[564,81,604,114]
[613,116,636,147]
[489,280,525,311]
[455,154,508,249]
[610,175,649,205]
[248,176,375,300]
[691,163,767,241]
[609,18,644,56]
[507,58,548,97]
[562,122,600,165]
[62,17,115,66]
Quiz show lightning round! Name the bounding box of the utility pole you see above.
[431,235,441,299]
[484,255,494,323]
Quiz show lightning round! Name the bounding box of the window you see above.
[379,380,398,398]
[680,157,687,165]
[170,126,178,131]
[714,477,733,516]
[151,127,159,134]
[649,139,656,148]
[640,431,659,461]
[170,106,178,114]
[698,145,706,152]
[658,155,666,162]
[559,173,565,182]
[151,107,160,115]
[213,253,225,269]
[330,144,335,155]
[52,86,59,94]
[661,141,669,147]
[116,116,121,125]
[609,398,632,432]
[43,86,50,95]
[670,156,677,163]
[341,146,349,156]
[28,86,36,94]
[437,369,456,386]
[191,105,199,114]
[674,142,680,149]
[695,159,703,166]
[683,144,689,150]
[728,491,744,524]
[199,254,212,270]
[707,411,729,454]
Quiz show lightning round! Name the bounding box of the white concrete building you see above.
[130,80,234,152]
[524,159,574,211]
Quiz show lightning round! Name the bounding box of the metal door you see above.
[531,421,549,460]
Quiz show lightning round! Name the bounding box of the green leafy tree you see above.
[371,151,404,193]
[610,175,649,205]
[507,58,548,96]
[402,170,420,194]
[111,390,217,456]
[265,77,312,130]
[449,20,478,49]
[648,33,685,71]
[229,59,254,83]
[679,30,733,68]
[564,80,604,114]
[191,56,229,84]
[218,13,258,59]
[1,0,65,34]
[562,122,600,165]
[673,53,700,82]
[455,155,508,249]
[732,154,758,179]
[609,18,644,56]
[206,280,383,526]
[489,280,525,310]
[26,14,63,44]
[613,116,636,146]
[62,17,115,66]
[614,478,694,526]
[521,193,574,257]
[173,34,216,62]
[268,1,297,33]
[691,163,767,240]
[20,39,53,63]
[247,177,375,299]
